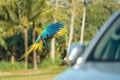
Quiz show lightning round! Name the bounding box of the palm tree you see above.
[0,1,8,51]
[0,27,8,53]
[0,0,53,69]
[50,0,59,63]
[0,0,20,63]
[16,0,51,69]
[32,22,37,70]
[80,0,86,43]
[67,0,76,59]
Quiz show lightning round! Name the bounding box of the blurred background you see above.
[0,0,119,80]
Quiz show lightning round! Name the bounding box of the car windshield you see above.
[87,14,120,61]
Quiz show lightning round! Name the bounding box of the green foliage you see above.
[0,38,7,50]
[38,57,62,68]
[0,58,63,71]
[0,61,25,71]
[83,0,120,41]
[0,0,120,70]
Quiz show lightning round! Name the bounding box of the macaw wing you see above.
[53,27,67,38]
[41,22,64,40]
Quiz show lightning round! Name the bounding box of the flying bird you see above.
[19,22,67,60]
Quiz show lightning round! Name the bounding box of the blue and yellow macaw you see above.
[19,22,67,60]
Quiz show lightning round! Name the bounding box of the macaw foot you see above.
[43,40,49,51]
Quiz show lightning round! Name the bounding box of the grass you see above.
[0,65,68,80]
[0,74,56,80]
[0,58,63,71]
[0,59,68,80]
[0,61,25,71]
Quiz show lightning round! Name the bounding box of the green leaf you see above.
[0,38,7,50]
[5,6,18,24]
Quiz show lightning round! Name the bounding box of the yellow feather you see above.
[18,41,42,60]
[53,28,67,37]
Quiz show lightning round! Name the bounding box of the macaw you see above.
[19,22,67,60]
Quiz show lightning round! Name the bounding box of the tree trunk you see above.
[50,0,58,63]
[11,54,15,64]
[51,38,55,63]
[67,0,76,59]
[11,39,16,64]
[24,27,28,69]
[80,4,86,43]
[11,52,15,64]
[32,25,37,70]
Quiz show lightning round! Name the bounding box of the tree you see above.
[67,0,76,59]
[0,2,8,51]
[80,0,87,43]
[50,0,59,63]
[0,0,20,63]
[32,22,37,70]
[0,0,52,69]
[16,0,50,69]
[0,27,8,55]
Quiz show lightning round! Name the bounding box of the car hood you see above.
[54,62,120,80]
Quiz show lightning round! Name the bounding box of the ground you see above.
[0,66,67,80]
[0,74,56,80]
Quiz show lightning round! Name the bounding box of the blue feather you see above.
[41,22,64,40]
[36,22,64,43]
[35,37,41,43]
[35,22,64,43]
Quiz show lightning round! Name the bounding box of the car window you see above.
[87,15,120,61]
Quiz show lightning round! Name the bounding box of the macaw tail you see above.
[18,41,42,60]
